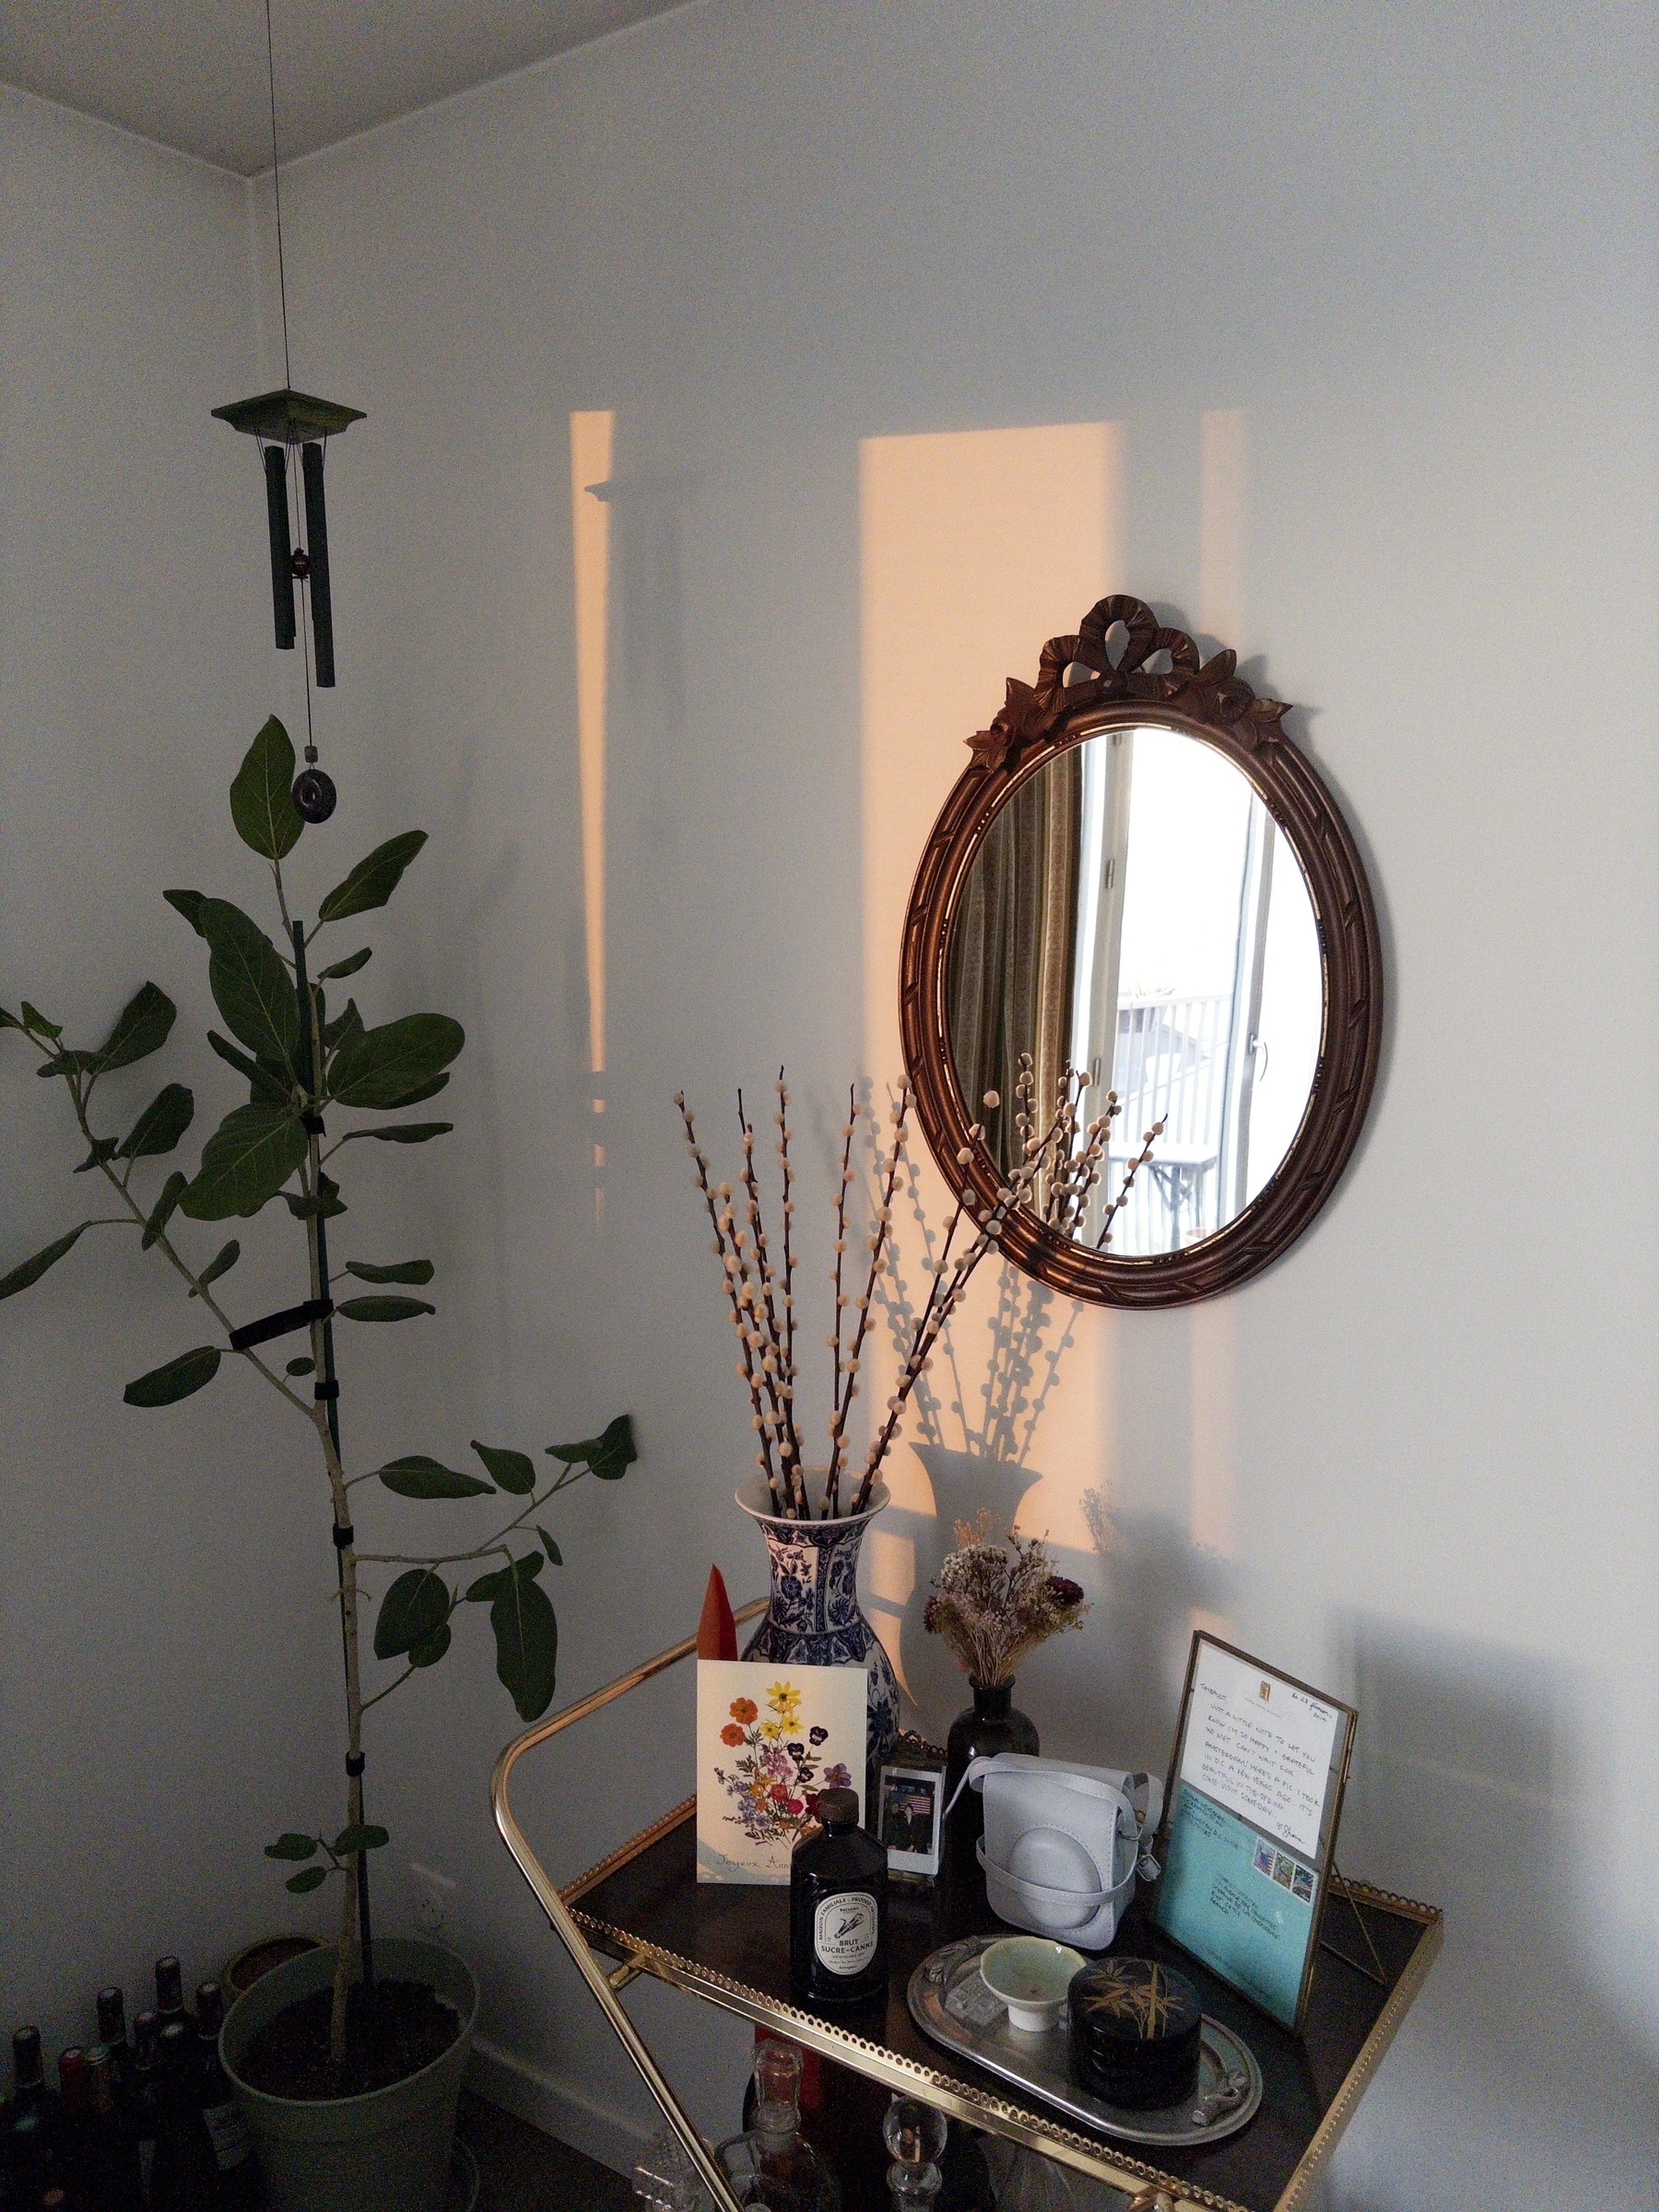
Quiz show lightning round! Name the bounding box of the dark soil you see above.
[237,1976,460,2101]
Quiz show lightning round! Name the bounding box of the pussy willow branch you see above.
[677,1093,783,1512]
[737,1089,805,1512]
[775,1071,802,1482]
[827,1084,856,1503]
[1095,1118,1166,1249]
[826,1082,909,1517]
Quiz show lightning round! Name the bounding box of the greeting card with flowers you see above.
[696,1659,869,1883]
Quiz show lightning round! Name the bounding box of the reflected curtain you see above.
[947,751,1082,1182]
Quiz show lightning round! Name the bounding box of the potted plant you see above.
[1,717,634,2212]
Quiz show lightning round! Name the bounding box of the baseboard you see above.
[466,2031,653,2177]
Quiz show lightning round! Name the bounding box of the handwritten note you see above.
[1179,1640,1341,1860]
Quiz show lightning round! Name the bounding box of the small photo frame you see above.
[877,1763,944,1877]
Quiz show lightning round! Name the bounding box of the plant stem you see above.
[294,920,373,2048]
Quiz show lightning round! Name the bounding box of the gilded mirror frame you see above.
[900,595,1382,1307]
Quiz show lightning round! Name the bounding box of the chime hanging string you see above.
[265,0,319,761]
[264,0,292,387]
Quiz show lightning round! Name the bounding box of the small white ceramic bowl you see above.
[979,1936,1086,2033]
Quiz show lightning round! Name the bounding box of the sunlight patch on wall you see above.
[571,408,613,1227]
[858,421,1124,1687]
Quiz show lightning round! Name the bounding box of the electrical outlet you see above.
[409,1862,456,1937]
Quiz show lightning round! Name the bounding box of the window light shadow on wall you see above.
[857,412,1256,1735]
[571,408,613,1230]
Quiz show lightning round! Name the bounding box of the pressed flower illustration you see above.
[712,1679,852,1848]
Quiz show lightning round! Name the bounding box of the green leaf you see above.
[323,999,363,1055]
[142,1172,188,1249]
[188,1240,241,1298]
[124,1344,221,1406]
[337,1295,435,1323]
[0,1223,88,1300]
[374,1455,494,1499]
[470,1552,544,1602]
[287,1356,315,1377]
[181,1103,308,1220]
[284,1172,346,1221]
[490,1569,559,1721]
[328,1015,465,1111]
[547,1413,637,1482]
[229,716,303,860]
[264,1833,319,1862]
[207,1030,289,1107]
[21,1002,62,1039]
[120,1082,195,1159]
[317,947,372,982]
[197,900,299,1071]
[344,1122,453,1147]
[343,1258,434,1286]
[373,1567,450,1658]
[331,1823,390,1856]
[164,888,207,935]
[472,1441,535,1496]
[92,982,176,1075]
[74,1137,120,1174]
[536,1526,563,1568]
[285,1867,328,1894]
[316,830,428,924]
[378,1073,451,1110]
[408,1623,453,1668]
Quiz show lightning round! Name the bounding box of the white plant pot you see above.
[219,1936,477,2212]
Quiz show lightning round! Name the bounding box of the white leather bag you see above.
[949,1753,1164,1951]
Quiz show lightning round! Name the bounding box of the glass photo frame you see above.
[1153,1632,1358,2035]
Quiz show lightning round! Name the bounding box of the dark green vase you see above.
[942,1678,1039,1871]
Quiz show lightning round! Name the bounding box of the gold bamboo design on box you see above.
[1075,1961,1190,2041]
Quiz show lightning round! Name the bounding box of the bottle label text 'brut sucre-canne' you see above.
[814,1891,879,1976]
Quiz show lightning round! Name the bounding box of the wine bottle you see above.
[85,2045,144,2212]
[191,1986,261,2207]
[149,2023,216,2212]
[154,1959,189,2038]
[52,2050,89,2203]
[95,1989,135,2106]
[129,2011,164,2206]
[6,2030,60,2195]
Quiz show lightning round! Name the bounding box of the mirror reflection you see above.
[947,724,1324,1255]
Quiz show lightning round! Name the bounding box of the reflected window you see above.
[947,725,1323,1257]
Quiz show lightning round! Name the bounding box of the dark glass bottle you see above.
[941,1678,1039,1871]
[154,1960,189,2038]
[149,2022,216,2212]
[192,1986,260,2206]
[790,1788,887,2007]
[7,2030,60,2200]
[85,2045,144,2212]
[95,1990,135,2107]
[53,2050,89,2203]
[130,2012,164,2206]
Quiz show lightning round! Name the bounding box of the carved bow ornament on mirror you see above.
[967,595,1289,778]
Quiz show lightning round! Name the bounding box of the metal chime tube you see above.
[301,440,335,686]
[263,442,296,650]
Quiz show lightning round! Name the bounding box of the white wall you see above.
[4,4,1657,2204]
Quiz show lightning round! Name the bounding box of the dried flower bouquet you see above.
[924,1512,1089,1685]
[676,1065,1158,1523]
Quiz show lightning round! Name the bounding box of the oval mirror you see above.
[901,597,1382,1306]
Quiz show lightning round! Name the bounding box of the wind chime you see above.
[212,0,362,821]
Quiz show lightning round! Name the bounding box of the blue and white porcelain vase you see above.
[735,1475,900,1769]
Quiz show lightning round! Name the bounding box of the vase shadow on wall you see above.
[1320,1614,1659,2209]
[890,1450,1236,1778]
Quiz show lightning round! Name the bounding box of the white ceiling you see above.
[0,0,695,174]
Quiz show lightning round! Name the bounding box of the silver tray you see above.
[907,1936,1263,2149]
